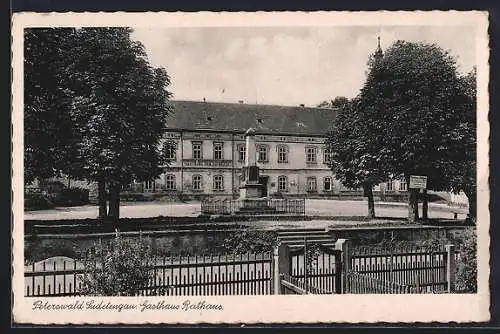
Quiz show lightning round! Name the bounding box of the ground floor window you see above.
[399,180,407,191]
[213,175,224,191]
[386,180,394,191]
[307,176,317,192]
[165,174,176,190]
[323,176,332,191]
[144,180,154,191]
[192,174,202,190]
[278,175,287,192]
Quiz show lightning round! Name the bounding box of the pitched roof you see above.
[167,100,338,136]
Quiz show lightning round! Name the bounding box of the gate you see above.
[277,239,342,294]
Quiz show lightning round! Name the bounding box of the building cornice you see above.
[164,127,327,138]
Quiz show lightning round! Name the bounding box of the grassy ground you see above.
[24,199,468,221]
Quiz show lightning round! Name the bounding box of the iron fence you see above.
[25,253,273,297]
[351,245,456,293]
[200,198,305,215]
[347,271,427,294]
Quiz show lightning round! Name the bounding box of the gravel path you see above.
[25,199,468,221]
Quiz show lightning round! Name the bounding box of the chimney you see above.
[203,97,206,102]
[238,100,244,104]
[299,104,305,107]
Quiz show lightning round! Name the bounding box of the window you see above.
[164,142,177,160]
[386,180,394,191]
[323,177,332,191]
[257,144,269,163]
[213,175,224,191]
[277,145,289,163]
[192,141,202,160]
[306,146,318,164]
[399,180,407,191]
[192,174,202,191]
[237,144,246,162]
[144,180,154,191]
[278,175,288,192]
[213,142,223,160]
[165,174,176,190]
[323,147,332,165]
[307,177,317,192]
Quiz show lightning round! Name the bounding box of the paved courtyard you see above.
[25,199,468,221]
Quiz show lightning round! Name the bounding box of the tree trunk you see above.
[464,187,476,224]
[422,189,428,219]
[108,182,121,227]
[364,183,375,219]
[98,180,107,220]
[408,188,419,224]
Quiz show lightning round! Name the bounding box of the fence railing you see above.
[279,273,332,294]
[350,245,457,293]
[347,271,425,294]
[280,273,308,294]
[289,248,341,294]
[25,253,273,297]
[201,198,306,215]
[24,240,460,296]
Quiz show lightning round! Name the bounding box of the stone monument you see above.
[239,128,263,199]
[236,128,277,215]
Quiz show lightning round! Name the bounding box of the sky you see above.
[131,26,476,107]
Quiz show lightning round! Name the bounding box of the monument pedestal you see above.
[239,182,262,199]
[234,127,278,215]
[235,198,279,215]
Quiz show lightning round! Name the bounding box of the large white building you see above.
[126,100,408,200]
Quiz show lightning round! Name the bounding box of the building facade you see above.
[29,99,410,201]
[125,100,407,199]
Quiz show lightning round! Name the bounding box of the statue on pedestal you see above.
[239,128,263,199]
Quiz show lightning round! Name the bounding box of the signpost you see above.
[409,175,427,191]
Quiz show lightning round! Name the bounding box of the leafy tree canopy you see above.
[24,28,80,183]
[24,27,174,222]
[24,27,173,186]
[355,40,475,192]
[317,96,349,109]
[326,40,476,221]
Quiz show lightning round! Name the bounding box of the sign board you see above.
[409,175,427,189]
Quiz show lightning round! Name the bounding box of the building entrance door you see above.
[259,176,269,197]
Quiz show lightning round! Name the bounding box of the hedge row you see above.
[25,187,90,210]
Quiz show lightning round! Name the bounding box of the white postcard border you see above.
[11,11,490,324]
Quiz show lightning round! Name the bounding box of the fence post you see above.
[445,244,456,293]
[335,238,351,294]
[273,243,291,295]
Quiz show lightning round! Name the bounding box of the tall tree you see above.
[24,28,82,184]
[326,44,389,219]
[356,40,475,223]
[326,97,390,219]
[449,68,477,222]
[24,28,173,224]
[67,28,173,223]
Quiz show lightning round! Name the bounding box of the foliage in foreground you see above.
[221,230,278,254]
[80,233,154,296]
[455,228,477,293]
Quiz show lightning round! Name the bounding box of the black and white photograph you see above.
[12,11,489,324]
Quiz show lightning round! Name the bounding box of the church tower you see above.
[373,36,383,62]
